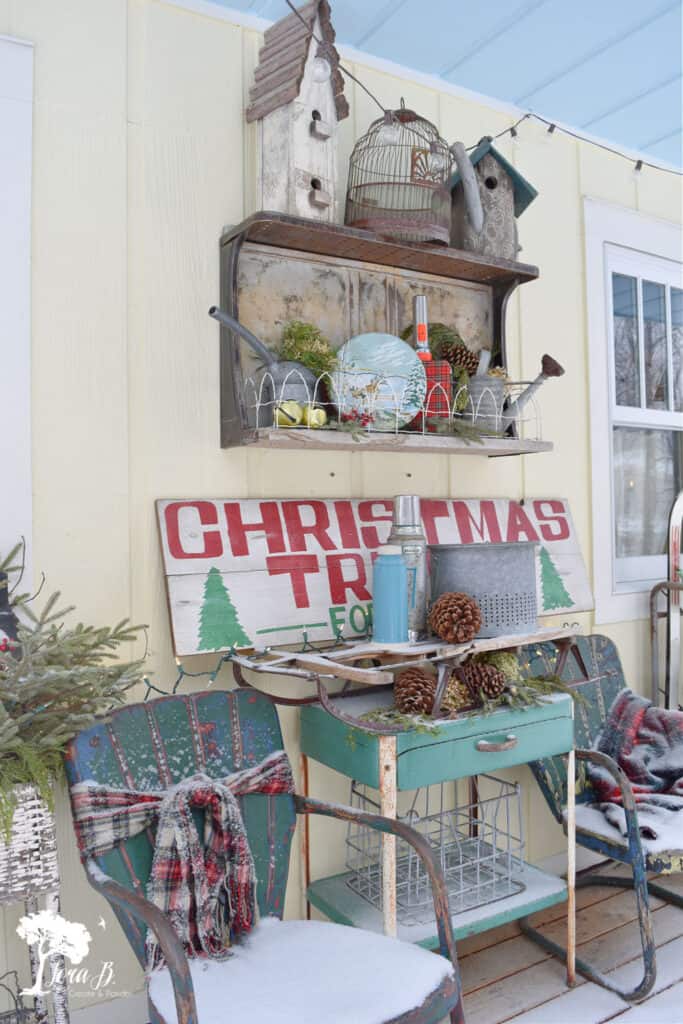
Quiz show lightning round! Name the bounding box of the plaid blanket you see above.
[587,690,683,841]
[71,750,293,967]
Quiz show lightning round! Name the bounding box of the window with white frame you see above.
[608,248,683,588]
[586,199,683,624]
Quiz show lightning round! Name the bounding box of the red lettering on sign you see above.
[282,501,336,551]
[333,501,361,549]
[452,500,503,544]
[421,500,451,544]
[165,502,223,559]
[358,501,393,548]
[225,501,285,557]
[266,555,318,608]
[326,554,371,604]
[533,500,571,541]
[506,503,539,542]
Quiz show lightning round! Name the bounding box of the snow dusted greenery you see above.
[17,909,91,996]
[148,917,453,1024]
[0,542,147,837]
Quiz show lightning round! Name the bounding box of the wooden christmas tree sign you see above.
[156,498,593,657]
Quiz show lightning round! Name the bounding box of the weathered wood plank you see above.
[221,212,540,287]
[250,428,553,457]
[462,903,683,1023]
[157,498,592,655]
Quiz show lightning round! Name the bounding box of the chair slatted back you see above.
[64,689,297,967]
[522,634,626,822]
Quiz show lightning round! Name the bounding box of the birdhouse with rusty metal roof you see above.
[246,0,349,223]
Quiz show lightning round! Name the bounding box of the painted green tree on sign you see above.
[197,567,250,651]
[539,546,572,611]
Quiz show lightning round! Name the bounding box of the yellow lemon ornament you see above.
[302,405,328,429]
[274,401,303,427]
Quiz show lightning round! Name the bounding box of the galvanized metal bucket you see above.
[429,542,538,638]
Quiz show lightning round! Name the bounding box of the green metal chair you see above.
[64,688,465,1024]
[522,633,683,1002]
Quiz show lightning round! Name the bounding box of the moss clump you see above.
[472,650,523,682]
[279,321,337,378]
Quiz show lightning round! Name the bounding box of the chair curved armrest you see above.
[84,858,198,1024]
[574,748,646,865]
[294,794,460,971]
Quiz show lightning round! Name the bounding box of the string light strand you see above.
[468,111,681,176]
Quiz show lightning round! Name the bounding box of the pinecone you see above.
[394,666,437,716]
[460,661,506,702]
[428,592,482,644]
[442,672,479,715]
[441,342,480,377]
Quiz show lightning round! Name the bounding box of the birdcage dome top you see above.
[344,99,452,245]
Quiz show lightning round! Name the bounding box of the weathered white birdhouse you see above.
[246,0,349,223]
[449,137,538,261]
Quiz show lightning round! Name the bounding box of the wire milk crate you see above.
[345,775,525,927]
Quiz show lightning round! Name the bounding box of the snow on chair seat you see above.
[563,803,683,861]
[148,917,454,1024]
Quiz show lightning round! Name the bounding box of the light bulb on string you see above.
[377,113,400,146]
[312,56,331,83]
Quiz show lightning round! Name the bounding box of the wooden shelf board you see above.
[307,861,567,949]
[221,212,539,287]
[247,428,553,457]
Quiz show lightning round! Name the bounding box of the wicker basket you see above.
[0,785,60,903]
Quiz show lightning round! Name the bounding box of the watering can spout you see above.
[503,354,565,428]
[450,141,484,237]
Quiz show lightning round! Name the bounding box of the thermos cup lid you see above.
[392,494,421,527]
[378,544,403,556]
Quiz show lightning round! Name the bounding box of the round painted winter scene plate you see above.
[331,333,427,432]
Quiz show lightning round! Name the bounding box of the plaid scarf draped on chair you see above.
[71,750,294,967]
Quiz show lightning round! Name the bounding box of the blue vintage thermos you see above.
[372,545,408,644]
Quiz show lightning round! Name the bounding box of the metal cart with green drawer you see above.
[299,667,577,984]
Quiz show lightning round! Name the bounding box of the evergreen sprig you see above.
[0,546,147,838]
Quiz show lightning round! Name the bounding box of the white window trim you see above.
[0,36,33,581]
[585,198,683,624]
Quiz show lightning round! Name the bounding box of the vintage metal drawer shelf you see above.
[300,691,574,790]
[218,212,543,451]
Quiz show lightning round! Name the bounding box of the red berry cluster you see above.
[340,409,374,427]
[0,638,14,653]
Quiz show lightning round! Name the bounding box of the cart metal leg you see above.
[379,735,397,937]
[566,748,576,986]
[299,753,312,920]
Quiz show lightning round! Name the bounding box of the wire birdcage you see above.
[345,100,452,245]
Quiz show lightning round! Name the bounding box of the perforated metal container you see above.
[429,541,538,638]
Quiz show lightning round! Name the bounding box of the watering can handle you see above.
[209,306,276,366]
[450,142,484,236]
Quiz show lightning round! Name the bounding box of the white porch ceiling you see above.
[219,0,683,168]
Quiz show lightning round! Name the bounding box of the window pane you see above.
[613,427,683,563]
[612,274,640,407]
[642,281,668,410]
[673,287,683,412]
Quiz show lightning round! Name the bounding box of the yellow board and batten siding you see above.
[0,0,680,1008]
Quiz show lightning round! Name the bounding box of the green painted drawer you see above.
[300,691,573,789]
[396,713,573,789]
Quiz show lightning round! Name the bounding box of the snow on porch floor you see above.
[459,861,683,1024]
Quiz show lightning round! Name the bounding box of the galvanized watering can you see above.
[209,306,317,426]
[466,354,565,431]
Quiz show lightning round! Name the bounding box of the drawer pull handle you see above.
[476,734,517,753]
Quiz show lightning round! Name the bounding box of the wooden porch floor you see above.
[459,863,683,1023]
